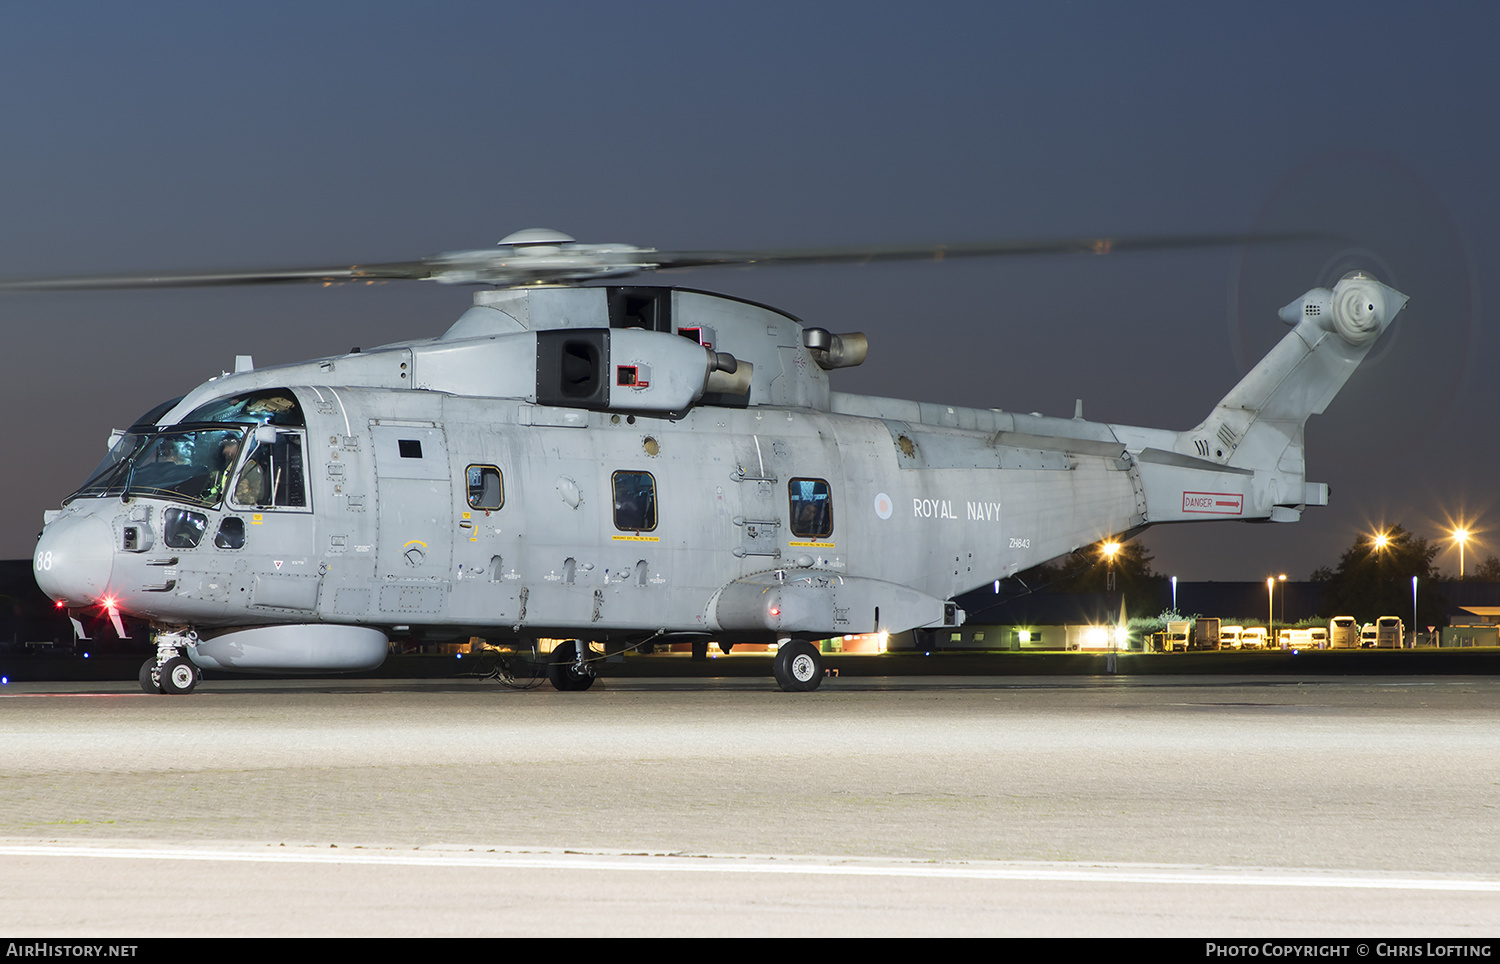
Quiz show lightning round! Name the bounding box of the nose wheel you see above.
[137,658,158,694]
[138,630,203,695]
[159,657,201,694]
[139,655,201,694]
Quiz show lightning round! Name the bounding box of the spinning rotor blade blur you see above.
[0,231,1324,292]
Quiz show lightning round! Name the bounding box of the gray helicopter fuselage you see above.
[33,276,1407,672]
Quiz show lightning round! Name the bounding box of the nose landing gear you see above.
[138,630,203,695]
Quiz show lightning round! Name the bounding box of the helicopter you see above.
[15,228,1408,693]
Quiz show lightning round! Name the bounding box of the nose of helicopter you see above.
[33,512,115,606]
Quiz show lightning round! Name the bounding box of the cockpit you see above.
[66,390,308,511]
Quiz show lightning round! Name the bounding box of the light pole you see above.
[1279,574,1286,642]
[1102,541,1120,667]
[1453,527,1469,580]
[1267,576,1275,643]
[1171,575,1178,615]
[1412,575,1418,648]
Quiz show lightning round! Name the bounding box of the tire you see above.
[159,656,198,695]
[773,641,822,692]
[138,658,161,694]
[547,640,596,692]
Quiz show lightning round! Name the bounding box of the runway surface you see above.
[2,674,1498,936]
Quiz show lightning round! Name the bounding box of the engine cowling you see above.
[535,328,749,413]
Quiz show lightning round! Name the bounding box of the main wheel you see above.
[773,641,823,692]
[138,658,161,694]
[159,656,199,695]
[547,640,596,692]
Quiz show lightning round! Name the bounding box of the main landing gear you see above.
[542,637,826,693]
[139,630,203,695]
[773,640,823,692]
[547,639,596,692]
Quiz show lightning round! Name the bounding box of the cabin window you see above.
[612,470,657,532]
[467,465,504,510]
[788,478,833,539]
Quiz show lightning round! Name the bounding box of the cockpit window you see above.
[183,390,305,427]
[229,431,308,509]
[129,395,188,432]
[163,508,209,549]
[121,427,246,507]
[69,395,187,500]
[72,433,151,501]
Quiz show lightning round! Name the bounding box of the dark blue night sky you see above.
[1,1,1495,580]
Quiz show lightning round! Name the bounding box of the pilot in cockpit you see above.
[221,437,270,506]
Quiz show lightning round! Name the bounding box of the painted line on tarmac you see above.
[2,845,1498,893]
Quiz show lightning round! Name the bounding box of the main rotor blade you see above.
[0,262,434,291]
[641,232,1324,270]
[0,232,1325,292]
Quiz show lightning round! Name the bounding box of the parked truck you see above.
[1376,616,1405,649]
[1192,617,1221,651]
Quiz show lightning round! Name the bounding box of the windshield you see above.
[67,391,304,506]
[69,425,248,507]
[69,395,187,500]
[121,426,247,507]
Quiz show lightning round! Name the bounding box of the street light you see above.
[1267,577,1275,641]
[1101,540,1121,670]
[1277,574,1286,644]
[1453,527,1470,580]
[1101,541,1120,603]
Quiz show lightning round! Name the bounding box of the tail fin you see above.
[1137,273,1408,523]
